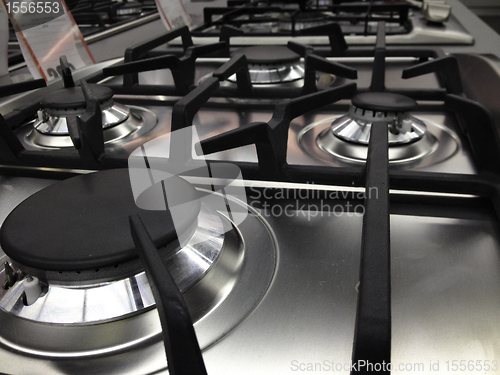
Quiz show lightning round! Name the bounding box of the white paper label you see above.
[155,0,193,30]
[2,0,94,80]
[0,3,9,76]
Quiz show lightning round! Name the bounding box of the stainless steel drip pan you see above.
[1,177,499,374]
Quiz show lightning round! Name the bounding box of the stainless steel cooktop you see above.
[1,2,500,374]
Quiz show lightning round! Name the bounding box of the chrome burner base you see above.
[331,108,427,145]
[228,62,305,85]
[35,102,131,135]
[298,115,460,167]
[0,194,276,358]
[16,106,157,149]
[201,70,336,91]
[0,203,224,324]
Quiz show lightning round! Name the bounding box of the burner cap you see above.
[352,92,417,113]
[232,45,300,65]
[0,169,200,272]
[41,84,114,111]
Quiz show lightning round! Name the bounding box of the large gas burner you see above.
[0,168,276,357]
[312,92,445,165]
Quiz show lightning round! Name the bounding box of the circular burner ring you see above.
[0,194,276,359]
[229,46,305,85]
[297,115,460,167]
[35,102,131,135]
[232,45,300,65]
[0,169,200,272]
[331,93,425,145]
[17,105,157,149]
[0,203,226,323]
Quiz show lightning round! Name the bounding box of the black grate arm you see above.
[285,40,356,94]
[213,54,252,93]
[59,56,75,88]
[0,79,46,161]
[199,83,356,178]
[402,56,464,95]
[129,215,208,375]
[66,81,105,164]
[170,77,220,165]
[0,79,46,98]
[121,26,194,86]
[445,94,500,174]
[124,26,193,63]
[351,121,391,374]
[370,22,386,92]
[299,22,348,56]
[104,42,226,93]
[219,25,244,56]
[302,54,357,94]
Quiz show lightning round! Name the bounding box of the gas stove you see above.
[1,4,500,375]
[189,0,474,45]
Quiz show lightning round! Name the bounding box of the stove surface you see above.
[1,177,500,374]
[2,4,500,374]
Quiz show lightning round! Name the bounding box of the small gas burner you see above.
[298,91,461,167]
[278,11,331,32]
[17,83,157,149]
[230,45,305,84]
[330,92,426,145]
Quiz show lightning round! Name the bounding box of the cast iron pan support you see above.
[199,83,357,179]
[287,40,357,94]
[0,79,46,162]
[351,121,391,374]
[370,22,386,92]
[104,26,225,93]
[219,25,244,56]
[60,55,75,88]
[103,41,226,95]
[302,53,357,94]
[298,22,348,56]
[212,54,253,94]
[444,94,500,175]
[66,81,105,165]
[402,56,464,95]
[170,76,220,165]
[0,78,46,97]
[123,26,193,86]
[129,215,208,375]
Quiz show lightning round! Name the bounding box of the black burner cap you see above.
[352,92,417,113]
[232,45,300,65]
[0,169,201,272]
[41,84,114,110]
